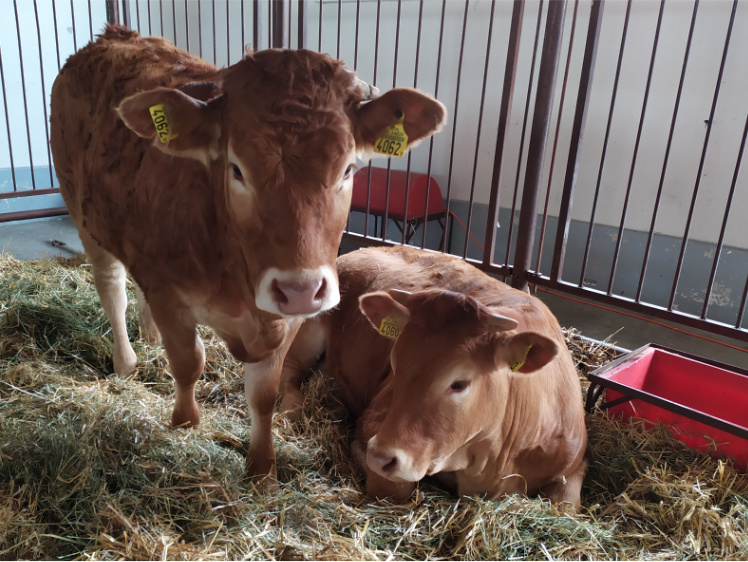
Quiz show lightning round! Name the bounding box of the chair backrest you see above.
[351,167,444,220]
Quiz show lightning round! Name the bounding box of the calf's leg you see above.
[541,458,588,507]
[78,230,137,376]
[278,318,326,422]
[244,356,282,479]
[135,284,161,345]
[148,299,205,427]
[245,320,303,479]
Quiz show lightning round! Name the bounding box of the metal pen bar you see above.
[534,0,580,273]
[33,0,55,189]
[445,0,468,257]
[298,0,307,49]
[482,0,524,268]
[240,0,245,53]
[462,0,497,258]
[702,112,748,322]
[253,0,260,50]
[504,0,544,266]
[434,0,452,252]
[13,0,37,191]
[146,0,152,35]
[636,0,700,302]
[536,276,748,343]
[317,0,323,50]
[550,0,603,284]
[608,0,666,297]
[336,0,342,59]
[411,0,431,250]
[0,46,18,194]
[88,0,94,38]
[511,0,567,290]
[577,0,632,288]
[668,0,738,310]
[0,207,69,223]
[184,0,190,50]
[52,0,62,69]
[212,0,217,63]
[69,0,78,50]
[199,0,205,57]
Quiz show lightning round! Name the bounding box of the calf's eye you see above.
[231,164,243,180]
[449,380,470,393]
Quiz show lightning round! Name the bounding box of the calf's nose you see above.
[272,277,327,316]
[367,445,403,479]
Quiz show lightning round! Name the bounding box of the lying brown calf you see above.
[281,246,588,504]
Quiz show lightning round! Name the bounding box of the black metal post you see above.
[105,0,120,25]
[511,0,567,290]
[482,0,524,270]
[272,0,287,48]
[549,0,603,285]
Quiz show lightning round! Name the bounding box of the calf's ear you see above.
[497,332,558,374]
[117,87,221,164]
[354,88,447,158]
[359,291,411,339]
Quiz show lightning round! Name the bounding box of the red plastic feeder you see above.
[586,344,748,470]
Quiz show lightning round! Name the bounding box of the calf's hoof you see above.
[113,347,138,376]
[171,401,201,428]
[245,452,277,480]
[278,392,305,424]
[245,454,279,492]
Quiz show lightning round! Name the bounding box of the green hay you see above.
[1,253,747,560]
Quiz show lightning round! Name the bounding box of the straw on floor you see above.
[1,254,747,560]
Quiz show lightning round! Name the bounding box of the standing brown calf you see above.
[281,246,588,504]
[49,25,445,480]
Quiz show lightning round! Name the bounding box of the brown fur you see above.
[281,246,588,504]
[50,25,446,481]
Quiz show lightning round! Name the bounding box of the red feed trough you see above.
[586,344,748,470]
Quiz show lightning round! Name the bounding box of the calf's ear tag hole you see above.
[510,344,533,372]
[379,316,402,339]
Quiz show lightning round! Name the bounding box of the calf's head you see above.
[117,49,446,318]
[358,289,558,484]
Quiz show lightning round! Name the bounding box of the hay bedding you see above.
[0,255,747,561]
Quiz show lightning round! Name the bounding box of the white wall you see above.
[555,0,748,247]
[0,0,108,178]
[2,0,746,247]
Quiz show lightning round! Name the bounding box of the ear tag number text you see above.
[379,316,402,339]
[149,104,178,144]
[374,112,408,158]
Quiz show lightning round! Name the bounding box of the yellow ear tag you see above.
[149,104,178,144]
[379,316,402,339]
[373,111,408,158]
[510,345,533,372]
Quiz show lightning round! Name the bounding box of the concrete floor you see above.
[2,215,747,369]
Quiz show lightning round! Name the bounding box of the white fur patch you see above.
[255,266,340,318]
